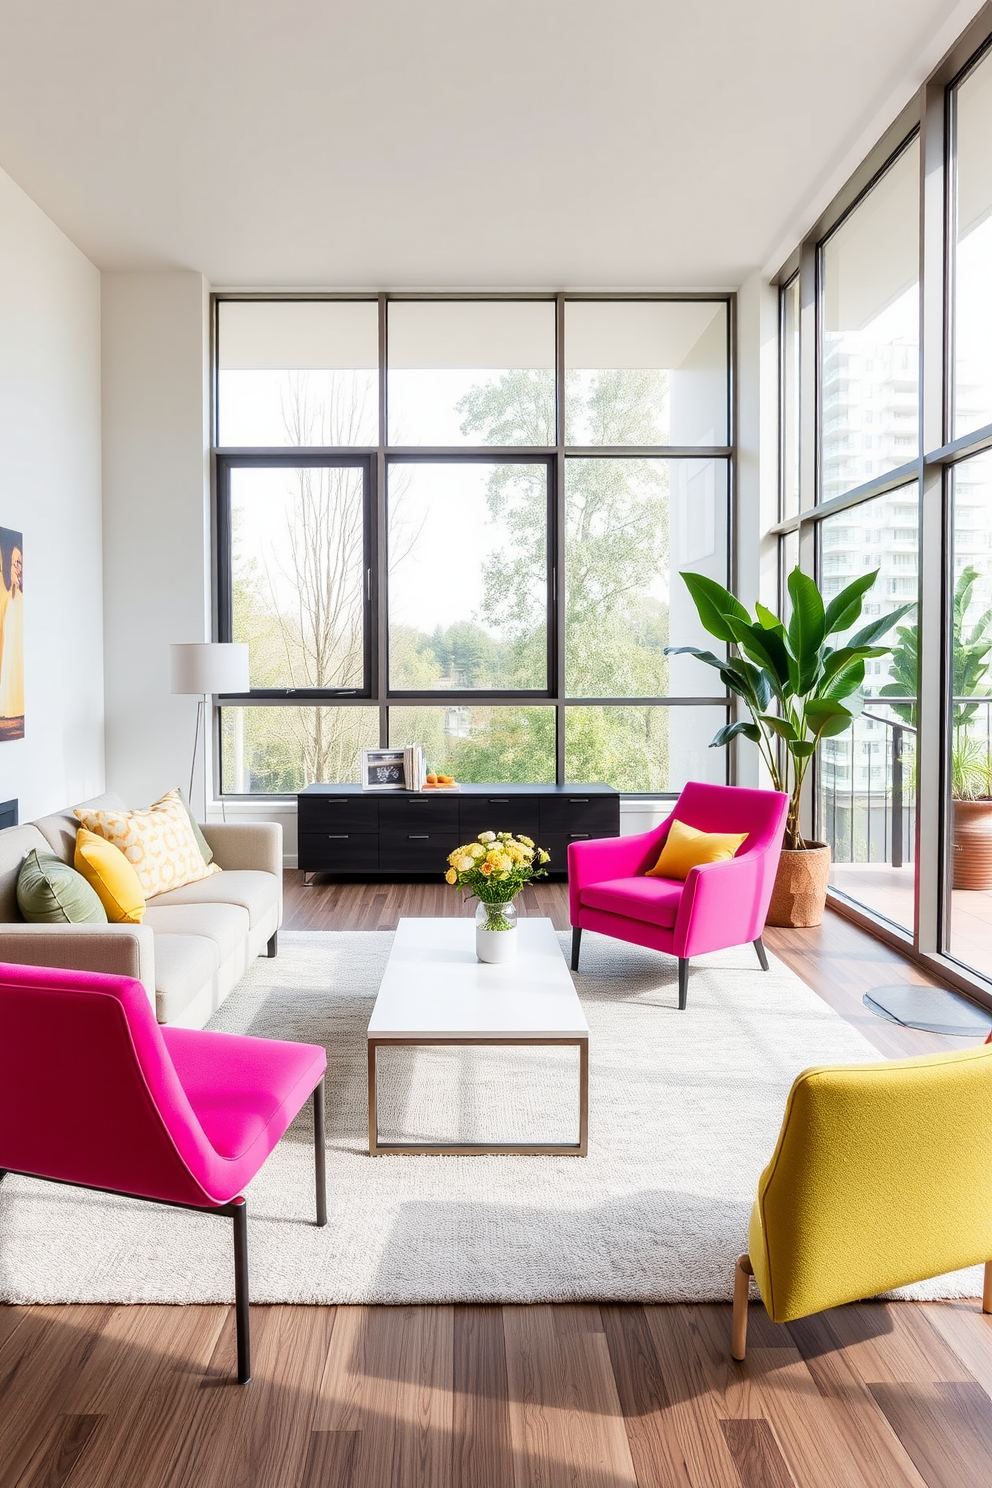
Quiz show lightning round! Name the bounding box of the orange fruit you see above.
[426,773,438,785]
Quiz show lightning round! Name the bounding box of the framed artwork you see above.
[360,747,407,791]
[0,527,23,742]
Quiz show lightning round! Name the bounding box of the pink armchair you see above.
[0,961,328,1385]
[568,782,789,1009]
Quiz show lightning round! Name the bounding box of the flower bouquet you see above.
[445,831,551,962]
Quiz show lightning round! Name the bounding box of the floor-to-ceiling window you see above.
[775,16,992,997]
[214,295,734,796]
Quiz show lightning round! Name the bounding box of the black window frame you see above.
[212,291,736,798]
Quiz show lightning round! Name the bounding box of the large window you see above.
[775,16,992,999]
[215,296,733,793]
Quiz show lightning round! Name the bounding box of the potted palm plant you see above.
[880,565,992,889]
[668,567,912,926]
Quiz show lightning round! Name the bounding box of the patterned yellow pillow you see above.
[74,788,221,899]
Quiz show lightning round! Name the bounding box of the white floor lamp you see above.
[170,643,250,819]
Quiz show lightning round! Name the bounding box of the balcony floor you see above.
[830,862,992,975]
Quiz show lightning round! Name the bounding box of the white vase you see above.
[475,898,518,963]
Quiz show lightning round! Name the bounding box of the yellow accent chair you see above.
[732,1043,992,1360]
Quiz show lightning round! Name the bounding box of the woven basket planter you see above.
[766,841,831,928]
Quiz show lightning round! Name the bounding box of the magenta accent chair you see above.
[568,782,789,1010]
[0,961,328,1385]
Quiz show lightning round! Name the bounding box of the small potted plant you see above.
[668,566,912,926]
[881,566,992,889]
[445,832,551,962]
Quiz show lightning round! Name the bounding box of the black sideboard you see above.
[297,783,620,880]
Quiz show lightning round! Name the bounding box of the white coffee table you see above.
[367,917,589,1157]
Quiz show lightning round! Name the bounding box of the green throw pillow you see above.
[177,787,214,865]
[17,848,108,924]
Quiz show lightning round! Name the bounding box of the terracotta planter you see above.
[765,841,831,928]
[952,799,992,890]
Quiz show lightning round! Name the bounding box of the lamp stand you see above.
[188,695,208,815]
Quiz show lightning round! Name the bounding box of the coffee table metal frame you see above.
[367,1034,589,1157]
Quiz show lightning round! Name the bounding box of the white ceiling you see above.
[0,0,981,288]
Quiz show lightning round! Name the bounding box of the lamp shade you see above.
[170,642,250,695]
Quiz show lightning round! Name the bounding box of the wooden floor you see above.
[2,878,991,1488]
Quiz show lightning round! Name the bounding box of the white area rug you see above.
[0,929,981,1305]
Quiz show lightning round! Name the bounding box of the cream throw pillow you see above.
[75,787,221,899]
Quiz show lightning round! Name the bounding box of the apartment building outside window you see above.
[774,16,992,998]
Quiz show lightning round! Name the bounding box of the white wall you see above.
[101,272,212,809]
[734,271,780,789]
[0,166,104,820]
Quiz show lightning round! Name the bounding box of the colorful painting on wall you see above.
[0,527,24,741]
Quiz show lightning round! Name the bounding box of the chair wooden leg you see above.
[732,1253,753,1361]
[678,958,689,1010]
[754,937,769,971]
[313,1081,327,1227]
[983,1260,992,1314]
[232,1198,251,1384]
[571,927,582,971]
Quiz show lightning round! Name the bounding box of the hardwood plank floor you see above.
[3,876,992,1487]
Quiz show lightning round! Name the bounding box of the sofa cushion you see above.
[17,849,108,924]
[74,828,146,924]
[33,793,127,865]
[148,870,277,930]
[75,789,222,899]
[142,902,250,963]
[153,933,221,1024]
[580,875,684,928]
[0,824,53,922]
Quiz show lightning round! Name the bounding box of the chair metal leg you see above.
[265,931,279,959]
[571,927,582,971]
[732,1253,753,1361]
[984,1260,992,1314]
[678,957,689,1010]
[754,937,769,972]
[232,1198,251,1385]
[313,1081,327,1227]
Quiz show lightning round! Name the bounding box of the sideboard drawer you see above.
[379,796,460,833]
[540,796,619,836]
[298,832,379,872]
[298,797,379,834]
[379,831,459,873]
[459,796,542,842]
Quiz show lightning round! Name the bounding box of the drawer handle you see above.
[408,834,430,840]
[489,797,509,803]
[569,833,590,839]
[324,798,348,804]
[326,834,350,840]
[569,798,590,803]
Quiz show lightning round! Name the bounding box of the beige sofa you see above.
[0,792,283,1028]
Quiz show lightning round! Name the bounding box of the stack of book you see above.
[402,744,427,791]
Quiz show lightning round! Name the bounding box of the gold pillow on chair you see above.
[646,818,748,881]
[75,788,221,900]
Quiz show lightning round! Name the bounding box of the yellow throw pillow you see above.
[646,818,748,880]
[75,787,222,900]
[74,827,146,923]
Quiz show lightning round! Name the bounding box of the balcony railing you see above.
[819,705,916,869]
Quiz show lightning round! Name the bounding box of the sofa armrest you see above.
[0,923,156,1010]
[200,821,283,877]
[567,818,674,924]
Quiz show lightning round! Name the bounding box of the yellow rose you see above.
[538,849,550,864]
[480,861,493,876]
[470,843,486,858]
[456,856,475,872]
[519,835,534,848]
[445,868,457,884]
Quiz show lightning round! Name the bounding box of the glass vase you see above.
[475,897,518,963]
